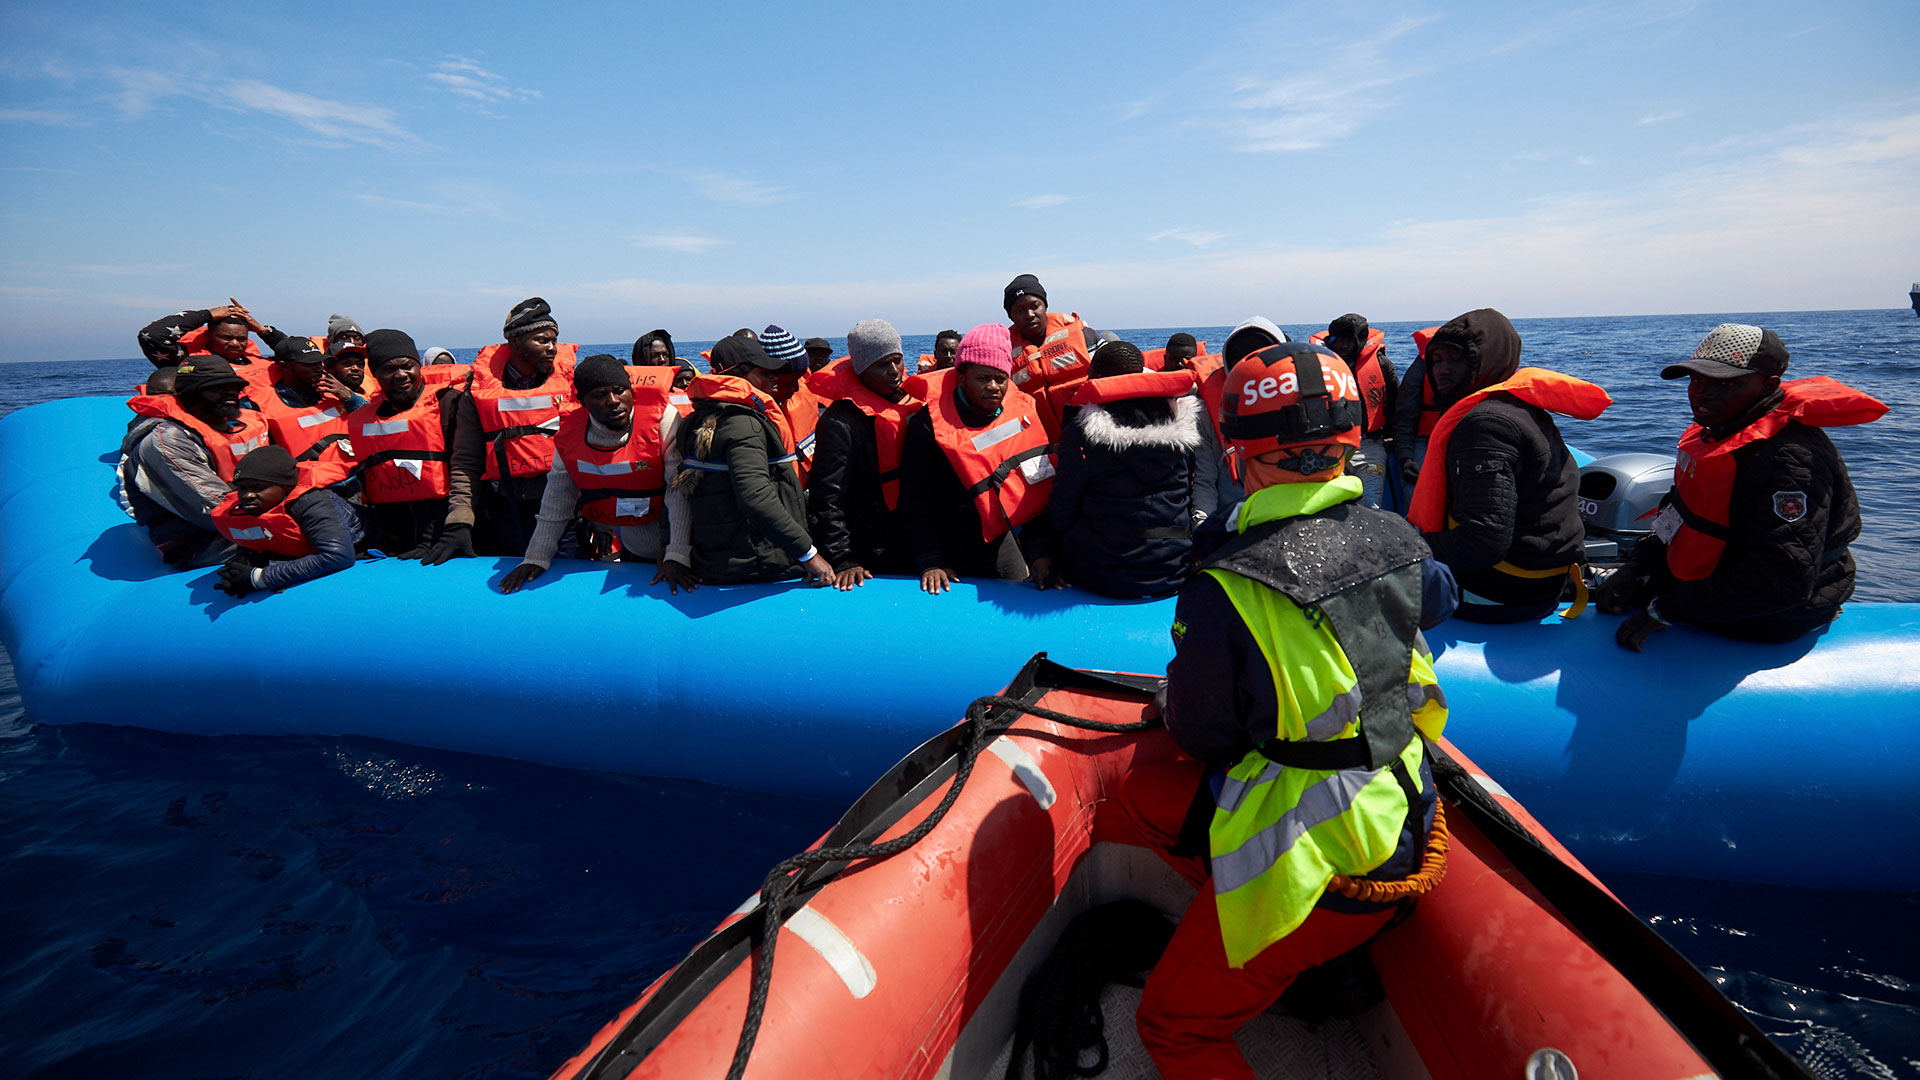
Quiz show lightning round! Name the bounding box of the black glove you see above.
[216,558,258,597]
[1615,608,1669,652]
[417,523,474,566]
[1401,459,1420,486]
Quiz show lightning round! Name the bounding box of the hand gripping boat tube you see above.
[2,396,1918,891]
[549,656,1814,1080]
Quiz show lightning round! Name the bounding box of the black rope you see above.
[721,693,1160,1080]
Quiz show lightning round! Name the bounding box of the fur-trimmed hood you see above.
[1078,395,1205,452]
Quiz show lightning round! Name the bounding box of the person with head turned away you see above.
[119,355,269,568]
[211,445,367,598]
[137,299,287,404]
[662,336,836,588]
[1100,341,1455,1080]
[436,296,580,561]
[1311,314,1400,510]
[258,337,364,464]
[1003,274,1105,440]
[1404,308,1611,623]
[897,323,1061,594]
[344,330,463,557]
[760,325,822,486]
[805,318,927,590]
[1049,340,1203,598]
[498,354,691,594]
[1597,324,1886,650]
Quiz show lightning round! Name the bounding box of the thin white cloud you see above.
[679,170,794,206]
[221,80,419,148]
[633,230,725,254]
[356,193,464,214]
[1575,155,1598,166]
[0,107,87,127]
[427,57,541,107]
[354,183,506,217]
[1636,110,1685,126]
[1015,194,1077,210]
[1216,15,1437,153]
[1149,228,1227,249]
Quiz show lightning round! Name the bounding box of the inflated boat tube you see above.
[3,397,1917,891]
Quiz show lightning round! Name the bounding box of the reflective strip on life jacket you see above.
[210,460,350,557]
[468,343,579,481]
[923,368,1055,542]
[346,394,451,504]
[554,374,672,526]
[1665,376,1887,581]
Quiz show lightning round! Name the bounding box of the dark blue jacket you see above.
[1049,394,1204,598]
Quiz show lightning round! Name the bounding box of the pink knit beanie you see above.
[956,323,1014,374]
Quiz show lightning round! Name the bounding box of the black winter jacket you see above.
[1635,419,1858,640]
[1049,395,1202,598]
[807,399,913,574]
[1420,310,1585,620]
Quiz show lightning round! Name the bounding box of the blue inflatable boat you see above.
[2,396,1915,891]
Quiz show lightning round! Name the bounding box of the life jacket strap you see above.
[964,444,1052,497]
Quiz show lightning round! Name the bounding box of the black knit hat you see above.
[574,353,631,395]
[172,356,247,395]
[1003,274,1046,313]
[504,296,557,339]
[364,329,420,370]
[233,445,298,487]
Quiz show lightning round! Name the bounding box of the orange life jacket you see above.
[916,353,944,375]
[1411,327,1443,437]
[1310,328,1390,437]
[1406,369,1613,534]
[1068,368,1198,406]
[1009,312,1092,441]
[780,381,823,486]
[126,394,270,482]
[210,460,354,557]
[1664,377,1887,581]
[682,374,801,480]
[468,343,579,481]
[1139,340,1209,372]
[176,326,275,396]
[553,370,675,526]
[420,363,473,393]
[1198,365,1228,446]
[810,362,929,510]
[346,392,451,504]
[805,357,852,401]
[258,387,353,461]
[922,368,1055,542]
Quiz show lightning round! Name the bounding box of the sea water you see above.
[2,310,1916,1078]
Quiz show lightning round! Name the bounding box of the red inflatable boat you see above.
[552,657,1810,1080]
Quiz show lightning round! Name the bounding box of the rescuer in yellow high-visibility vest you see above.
[1109,341,1456,1080]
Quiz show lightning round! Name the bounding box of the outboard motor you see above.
[1577,452,1675,567]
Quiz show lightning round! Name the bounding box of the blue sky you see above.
[2,0,1916,362]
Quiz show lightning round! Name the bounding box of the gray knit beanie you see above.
[326,314,362,342]
[847,319,903,374]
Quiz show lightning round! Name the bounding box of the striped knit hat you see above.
[760,325,808,373]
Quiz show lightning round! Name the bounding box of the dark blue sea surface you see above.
[2,309,1916,1077]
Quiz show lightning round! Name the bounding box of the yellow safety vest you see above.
[1203,478,1449,968]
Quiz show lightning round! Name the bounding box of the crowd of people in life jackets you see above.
[113,273,1887,1080]
[118,274,1884,652]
